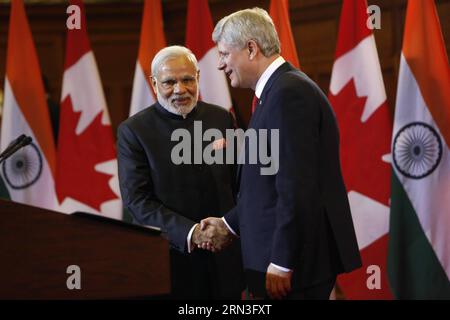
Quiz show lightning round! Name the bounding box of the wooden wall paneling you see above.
[437,1,450,48]
[90,33,139,132]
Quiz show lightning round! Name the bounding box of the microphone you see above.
[0,134,26,155]
[0,134,33,164]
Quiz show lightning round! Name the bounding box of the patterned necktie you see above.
[251,95,259,113]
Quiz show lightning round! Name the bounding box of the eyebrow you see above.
[159,75,196,81]
[158,76,174,81]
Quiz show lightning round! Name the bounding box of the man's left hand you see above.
[266,264,293,300]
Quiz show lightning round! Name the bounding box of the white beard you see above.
[156,88,199,119]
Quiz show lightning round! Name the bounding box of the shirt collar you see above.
[254,56,286,99]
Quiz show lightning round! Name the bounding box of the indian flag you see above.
[129,0,166,117]
[387,0,450,299]
[269,0,300,69]
[0,0,58,211]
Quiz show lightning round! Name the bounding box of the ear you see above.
[247,40,259,60]
[150,76,158,95]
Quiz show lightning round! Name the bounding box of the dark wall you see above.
[0,0,449,132]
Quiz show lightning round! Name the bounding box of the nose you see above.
[218,59,225,71]
[173,81,187,94]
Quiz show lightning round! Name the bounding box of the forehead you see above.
[217,40,237,53]
[157,56,197,78]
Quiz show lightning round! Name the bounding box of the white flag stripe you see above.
[198,47,232,110]
[61,52,111,134]
[348,190,390,249]
[1,79,28,151]
[393,54,450,279]
[1,78,58,211]
[130,62,155,116]
[330,35,387,122]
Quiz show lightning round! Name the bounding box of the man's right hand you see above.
[200,217,235,252]
[191,218,234,252]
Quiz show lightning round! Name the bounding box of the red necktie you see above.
[251,95,259,113]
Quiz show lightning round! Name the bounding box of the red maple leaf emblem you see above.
[56,95,118,211]
[329,79,392,206]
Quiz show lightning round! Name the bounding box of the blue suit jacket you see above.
[225,62,361,290]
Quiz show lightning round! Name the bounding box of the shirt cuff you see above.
[186,223,198,253]
[270,263,292,273]
[222,217,238,237]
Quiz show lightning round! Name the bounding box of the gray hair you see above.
[212,8,280,57]
[151,45,199,78]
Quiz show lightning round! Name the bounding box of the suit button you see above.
[237,192,241,199]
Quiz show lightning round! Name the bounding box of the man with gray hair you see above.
[117,45,243,299]
[201,8,361,299]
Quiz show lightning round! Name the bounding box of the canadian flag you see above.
[328,0,393,299]
[269,0,300,69]
[185,0,232,111]
[129,0,166,117]
[56,0,121,219]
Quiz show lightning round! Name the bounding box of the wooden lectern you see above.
[0,199,170,299]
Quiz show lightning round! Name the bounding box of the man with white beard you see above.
[117,46,243,299]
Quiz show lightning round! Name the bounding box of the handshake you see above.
[191,217,235,252]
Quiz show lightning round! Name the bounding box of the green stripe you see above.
[0,177,10,200]
[388,171,450,299]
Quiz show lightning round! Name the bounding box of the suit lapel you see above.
[259,62,294,105]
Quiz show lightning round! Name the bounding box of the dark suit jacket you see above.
[225,62,361,292]
[117,101,243,298]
